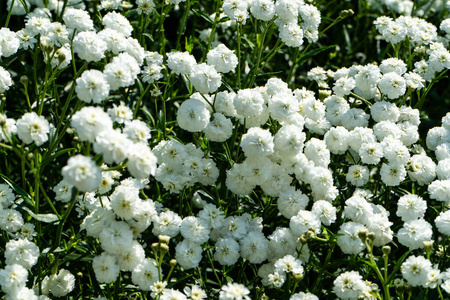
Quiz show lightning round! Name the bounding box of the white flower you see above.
[359,142,383,165]
[62,155,102,192]
[177,98,211,132]
[274,254,303,275]
[92,252,120,283]
[240,127,274,157]
[152,211,182,237]
[290,292,319,300]
[380,163,406,186]
[16,112,50,146]
[5,239,39,270]
[110,185,141,220]
[207,44,238,73]
[167,51,197,75]
[48,269,75,297]
[304,138,330,167]
[75,70,110,104]
[0,183,15,209]
[0,66,12,93]
[277,187,309,219]
[123,119,151,144]
[203,113,233,142]
[337,222,366,255]
[189,63,222,94]
[102,11,132,37]
[378,72,406,99]
[396,194,427,222]
[0,209,24,233]
[311,200,337,226]
[71,106,113,142]
[73,31,107,62]
[346,165,369,187]
[126,143,158,179]
[63,8,94,32]
[279,22,304,48]
[116,240,145,271]
[103,53,140,90]
[333,76,356,97]
[160,289,187,300]
[274,0,298,22]
[0,264,28,294]
[234,88,266,118]
[370,101,400,122]
[184,285,206,300]
[380,58,407,75]
[401,255,432,287]
[219,282,250,300]
[180,216,210,244]
[214,238,240,266]
[250,0,275,21]
[131,258,159,290]
[333,271,370,300]
[324,126,349,155]
[435,210,450,236]
[290,210,321,237]
[175,239,203,269]
[239,231,269,264]
[137,0,155,14]
[397,218,433,250]
[269,92,299,123]
[0,28,20,58]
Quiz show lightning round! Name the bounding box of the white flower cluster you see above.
[0,184,75,299]
[69,105,157,183]
[222,0,321,47]
[153,139,219,193]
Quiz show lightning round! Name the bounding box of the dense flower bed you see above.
[1,0,450,299]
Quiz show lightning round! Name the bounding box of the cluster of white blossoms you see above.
[153,139,220,193]
[221,0,320,47]
[0,185,75,299]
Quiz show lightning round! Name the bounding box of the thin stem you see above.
[236,23,242,90]
[175,0,192,50]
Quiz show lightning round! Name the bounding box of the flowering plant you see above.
[1,0,450,299]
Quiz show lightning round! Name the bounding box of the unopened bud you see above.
[293,272,303,281]
[159,235,170,245]
[424,240,434,253]
[367,232,376,241]
[170,259,177,267]
[27,152,34,161]
[160,243,169,254]
[319,89,331,100]
[340,9,354,18]
[20,75,29,86]
[358,229,368,242]
[151,242,159,251]
[382,245,391,256]
[55,49,66,64]
[300,235,308,244]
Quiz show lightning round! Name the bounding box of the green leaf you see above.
[191,9,213,23]
[41,148,75,167]
[0,174,34,207]
[297,45,337,65]
[22,206,60,224]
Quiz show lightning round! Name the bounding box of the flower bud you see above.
[170,259,177,267]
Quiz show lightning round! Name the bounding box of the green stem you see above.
[236,23,242,89]
[175,0,192,51]
[134,84,152,119]
[51,187,78,252]
[246,17,276,88]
